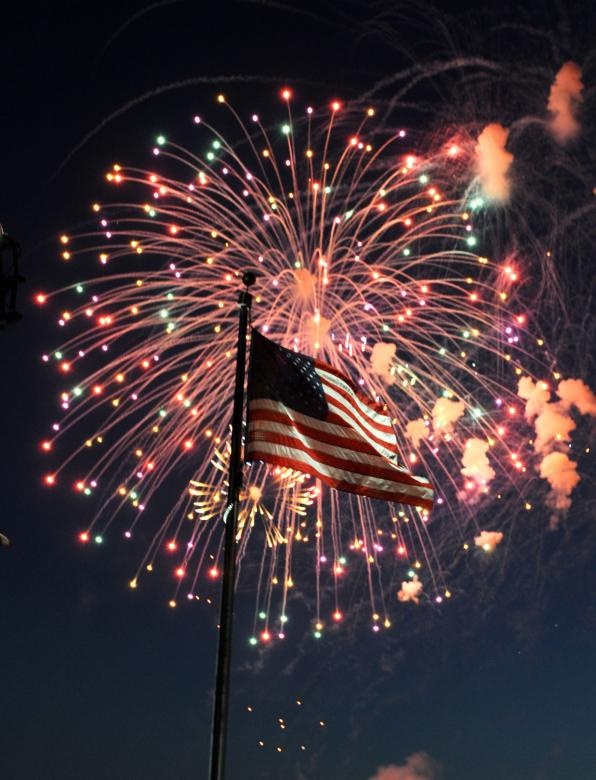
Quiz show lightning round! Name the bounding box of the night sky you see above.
[2,2,595,779]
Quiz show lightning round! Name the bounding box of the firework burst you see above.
[38,91,580,640]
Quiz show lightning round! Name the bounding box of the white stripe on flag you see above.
[317,367,393,429]
[248,398,400,464]
[248,439,434,504]
[247,399,433,508]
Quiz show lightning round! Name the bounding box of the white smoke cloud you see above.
[557,378,596,415]
[397,575,423,604]
[407,397,466,452]
[461,438,495,488]
[539,451,580,523]
[518,376,550,420]
[518,376,578,453]
[406,418,429,448]
[518,376,595,524]
[432,397,465,437]
[475,123,513,201]
[517,377,573,452]
[368,752,441,780]
[548,61,584,143]
[474,530,504,552]
[371,342,397,385]
[407,397,465,450]
[533,403,576,454]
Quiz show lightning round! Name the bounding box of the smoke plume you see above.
[461,438,495,489]
[533,403,576,453]
[518,376,550,420]
[475,123,513,201]
[557,378,596,415]
[371,342,397,384]
[397,575,423,604]
[474,530,504,552]
[432,397,465,437]
[518,376,595,523]
[368,752,441,780]
[539,451,580,520]
[548,61,583,143]
[406,418,429,448]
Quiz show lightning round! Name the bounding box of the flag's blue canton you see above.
[248,329,328,419]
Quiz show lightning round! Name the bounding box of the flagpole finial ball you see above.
[242,271,256,287]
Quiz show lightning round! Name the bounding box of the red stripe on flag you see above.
[246,447,433,510]
[315,360,388,414]
[248,416,429,489]
[248,407,387,456]
[318,369,393,433]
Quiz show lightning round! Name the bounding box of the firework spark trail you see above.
[94,0,182,65]
[48,75,323,182]
[39,92,590,641]
[364,5,596,314]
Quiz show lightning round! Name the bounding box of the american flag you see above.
[245,330,434,510]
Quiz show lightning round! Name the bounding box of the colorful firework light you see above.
[37,90,592,643]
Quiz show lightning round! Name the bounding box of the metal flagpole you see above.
[208,271,255,780]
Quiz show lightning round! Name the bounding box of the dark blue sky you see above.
[1,2,595,779]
